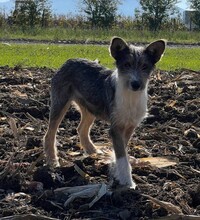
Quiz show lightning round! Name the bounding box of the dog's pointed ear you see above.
[145,40,166,64]
[110,37,129,60]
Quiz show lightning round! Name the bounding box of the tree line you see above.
[1,0,200,31]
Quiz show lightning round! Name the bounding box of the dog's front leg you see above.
[109,125,136,189]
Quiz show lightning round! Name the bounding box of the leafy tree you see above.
[80,0,121,28]
[188,0,200,29]
[12,0,51,29]
[138,0,179,31]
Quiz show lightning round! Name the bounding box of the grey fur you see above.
[50,59,114,120]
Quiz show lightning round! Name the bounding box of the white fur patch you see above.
[112,72,148,128]
[114,156,136,189]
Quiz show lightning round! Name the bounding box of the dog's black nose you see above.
[131,81,140,90]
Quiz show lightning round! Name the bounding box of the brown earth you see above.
[0,66,200,220]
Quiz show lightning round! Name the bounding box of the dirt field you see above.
[0,65,200,220]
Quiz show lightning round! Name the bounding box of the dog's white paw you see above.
[114,156,136,189]
[115,171,136,189]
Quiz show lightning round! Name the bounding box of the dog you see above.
[44,37,165,188]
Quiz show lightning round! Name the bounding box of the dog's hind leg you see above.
[77,106,97,154]
[44,81,72,167]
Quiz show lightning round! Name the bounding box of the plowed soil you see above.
[0,66,200,220]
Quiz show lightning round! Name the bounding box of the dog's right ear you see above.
[110,37,129,60]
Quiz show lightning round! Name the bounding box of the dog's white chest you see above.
[114,85,147,127]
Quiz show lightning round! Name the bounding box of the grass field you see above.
[0,43,200,71]
[1,27,200,44]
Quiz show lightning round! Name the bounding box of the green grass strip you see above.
[0,43,199,71]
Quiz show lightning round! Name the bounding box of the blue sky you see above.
[0,0,190,16]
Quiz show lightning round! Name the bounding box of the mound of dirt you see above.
[0,66,200,220]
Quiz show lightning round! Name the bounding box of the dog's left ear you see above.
[110,37,129,60]
[145,40,166,64]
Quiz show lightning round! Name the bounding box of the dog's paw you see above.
[46,157,60,168]
[115,174,136,189]
[113,156,136,189]
[84,146,107,157]
[112,177,136,189]
[83,144,98,155]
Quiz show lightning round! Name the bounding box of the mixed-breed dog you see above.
[44,37,166,188]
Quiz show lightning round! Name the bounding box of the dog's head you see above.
[110,37,166,91]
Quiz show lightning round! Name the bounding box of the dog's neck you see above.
[111,70,148,127]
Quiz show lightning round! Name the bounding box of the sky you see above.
[0,0,190,16]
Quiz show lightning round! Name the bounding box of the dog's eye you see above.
[124,62,131,68]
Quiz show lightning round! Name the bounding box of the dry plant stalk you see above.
[157,214,200,220]
[0,214,59,220]
[8,117,19,139]
[142,194,182,215]
[54,183,107,209]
